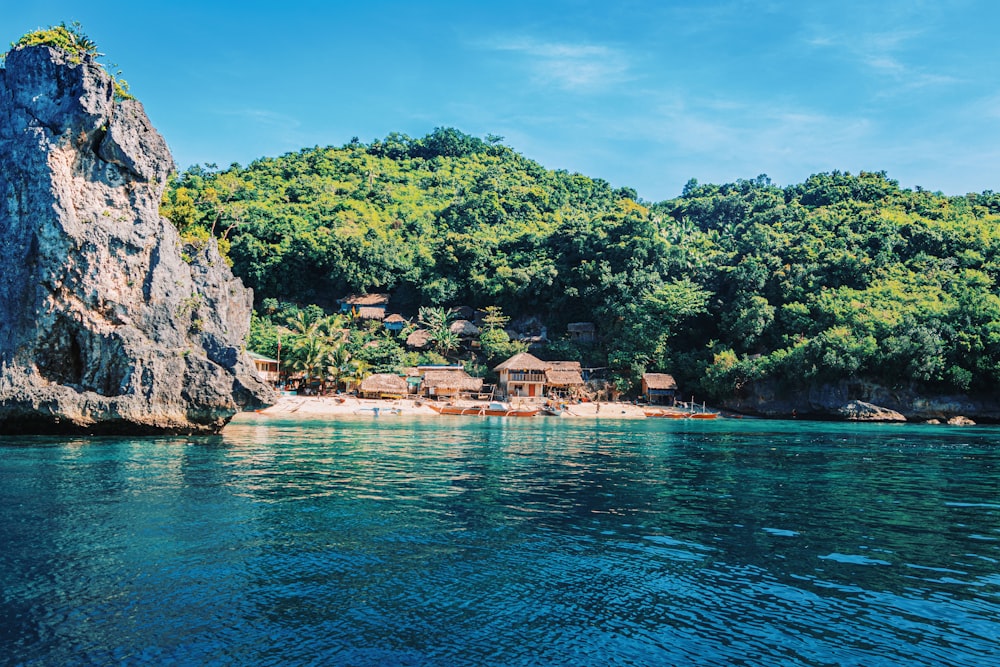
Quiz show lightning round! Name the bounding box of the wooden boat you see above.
[428,401,539,417]
[644,407,720,419]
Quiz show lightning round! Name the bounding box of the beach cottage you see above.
[544,361,585,398]
[421,369,484,399]
[338,293,390,320]
[495,352,550,399]
[248,351,280,385]
[359,373,408,399]
[642,373,678,405]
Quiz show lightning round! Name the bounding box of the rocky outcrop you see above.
[721,379,1000,423]
[0,45,273,434]
[837,400,906,422]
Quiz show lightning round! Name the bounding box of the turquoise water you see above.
[2,416,999,666]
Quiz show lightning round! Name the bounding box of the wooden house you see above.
[383,313,407,332]
[494,352,550,399]
[545,361,585,397]
[421,369,484,399]
[338,293,389,320]
[359,373,408,399]
[642,373,678,405]
[248,351,280,385]
[406,329,432,350]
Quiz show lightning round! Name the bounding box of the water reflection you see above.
[1,418,998,665]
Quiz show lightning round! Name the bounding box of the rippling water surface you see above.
[2,416,999,666]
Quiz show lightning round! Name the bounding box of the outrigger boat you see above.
[644,401,720,420]
[428,401,540,417]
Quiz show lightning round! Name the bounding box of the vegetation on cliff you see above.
[162,133,1000,401]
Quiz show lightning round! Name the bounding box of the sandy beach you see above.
[252,395,650,419]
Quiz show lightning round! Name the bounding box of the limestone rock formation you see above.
[0,45,274,434]
[837,400,906,423]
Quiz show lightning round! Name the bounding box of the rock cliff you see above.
[0,45,274,434]
[721,378,1000,423]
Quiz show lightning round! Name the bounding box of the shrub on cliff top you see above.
[4,22,132,100]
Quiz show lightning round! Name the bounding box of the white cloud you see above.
[487,37,630,91]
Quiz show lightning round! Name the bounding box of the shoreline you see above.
[246,395,651,420]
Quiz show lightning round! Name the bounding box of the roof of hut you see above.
[356,306,386,320]
[450,319,481,336]
[406,329,432,349]
[359,373,408,394]
[338,293,390,306]
[548,360,582,371]
[545,369,585,386]
[422,370,484,391]
[494,352,550,372]
[643,373,678,390]
[384,313,407,324]
[567,322,595,332]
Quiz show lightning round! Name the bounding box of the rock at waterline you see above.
[837,400,907,423]
[0,45,274,434]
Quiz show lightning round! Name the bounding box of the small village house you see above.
[421,369,485,399]
[383,313,407,332]
[544,361,586,398]
[358,373,408,399]
[494,352,550,399]
[642,373,678,405]
[405,329,432,350]
[248,351,280,385]
[337,293,390,321]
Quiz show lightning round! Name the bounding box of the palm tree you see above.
[324,342,352,393]
[419,306,459,358]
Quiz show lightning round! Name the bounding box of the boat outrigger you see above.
[427,401,540,417]
[644,400,720,419]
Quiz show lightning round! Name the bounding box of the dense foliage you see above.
[163,129,1000,398]
[5,23,132,99]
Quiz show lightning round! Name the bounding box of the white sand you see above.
[250,396,649,419]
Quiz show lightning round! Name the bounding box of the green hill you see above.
[162,129,1000,399]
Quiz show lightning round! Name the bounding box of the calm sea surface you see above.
[1,415,998,666]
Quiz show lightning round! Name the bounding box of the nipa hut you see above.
[406,329,432,350]
[642,373,678,405]
[545,361,585,397]
[494,352,550,399]
[359,373,408,399]
[422,369,484,399]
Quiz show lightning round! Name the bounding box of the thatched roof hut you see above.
[406,329,432,350]
[494,352,549,372]
[339,293,390,307]
[422,369,484,397]
[359,373,408,398]
[450,319,481,337]
[642,373,678,405]
[642,373,678,390]
[545,368,585,387]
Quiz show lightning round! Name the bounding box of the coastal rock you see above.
[946,416,976,426]
[837,400,906,422]
[721,379,1000,422]
[0,45,274,434]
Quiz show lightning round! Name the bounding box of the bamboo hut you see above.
[359,373,408,399]
[406,329,432,350]
[494,352,550,399]
[545,361,585,398]
[642,373,678,405]
[422,369,485,399]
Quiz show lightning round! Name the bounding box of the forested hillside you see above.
[162,128,1000,399]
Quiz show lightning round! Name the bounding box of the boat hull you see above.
[428,404,539,417]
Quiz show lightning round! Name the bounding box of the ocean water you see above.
[1,415,998,666]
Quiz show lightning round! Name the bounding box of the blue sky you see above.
[7,1,1000,201]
